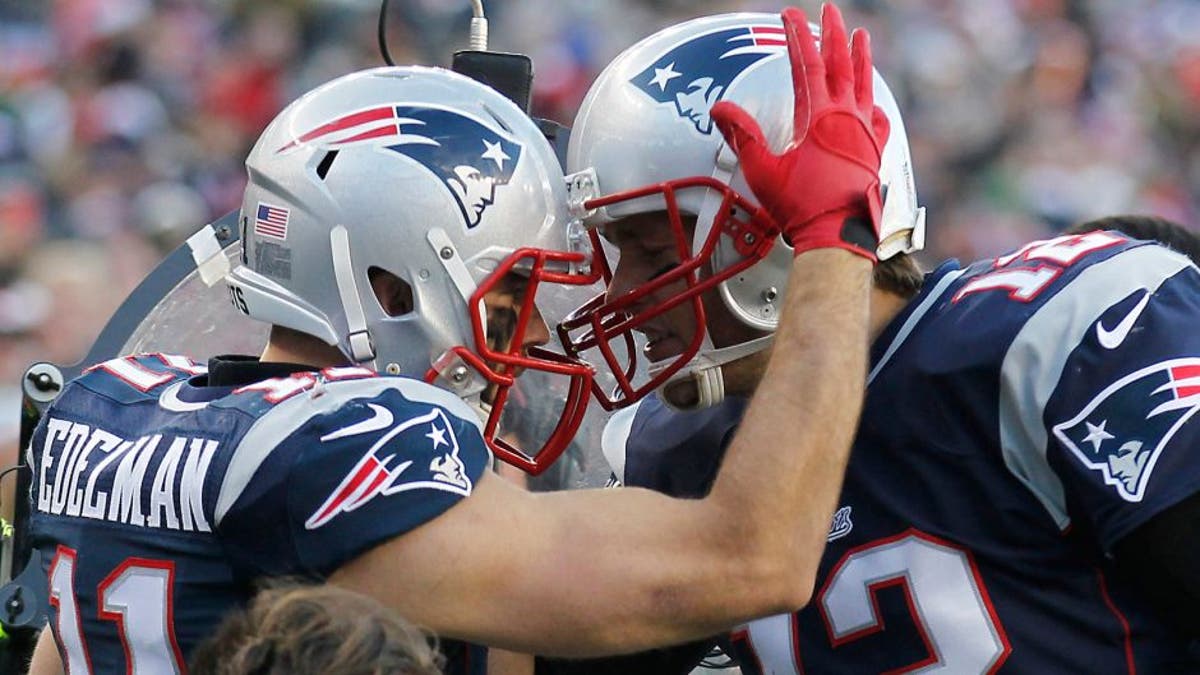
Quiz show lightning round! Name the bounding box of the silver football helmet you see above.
[225,66,599,473]
[559,13,926,409]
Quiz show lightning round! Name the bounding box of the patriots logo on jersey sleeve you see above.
[277,105,521,229]
[305,406,474,529]
[1052,358,1200,501]
[630,25,786,134]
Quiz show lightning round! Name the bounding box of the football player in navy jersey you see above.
[554,5,1200,674]
[26,20,892,674]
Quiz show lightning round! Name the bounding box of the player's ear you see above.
[369,267,414,317]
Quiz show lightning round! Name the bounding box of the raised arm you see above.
[331,4,883,656]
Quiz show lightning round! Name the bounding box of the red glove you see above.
[711,4,890,261]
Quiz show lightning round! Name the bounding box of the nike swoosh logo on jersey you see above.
[320,403,394,441]
[1096,291,1150,350]
[158,381,210,412]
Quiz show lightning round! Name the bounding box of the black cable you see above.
[0,464,24,486]
[378,0,395,66]
[0,464,25,522]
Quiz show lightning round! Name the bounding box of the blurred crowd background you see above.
[0,0,1198,460]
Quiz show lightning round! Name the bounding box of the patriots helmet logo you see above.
[1052,358,1200,502]
[278,105,522,229]
[630,25,786,134]
[306,406,473,530]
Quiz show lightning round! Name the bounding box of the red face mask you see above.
[426,246,601,476]
[557,175,777,410]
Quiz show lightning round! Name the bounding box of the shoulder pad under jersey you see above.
[211,374,491,576]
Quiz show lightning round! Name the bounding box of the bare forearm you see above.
[331,476,746,656]
[332,252,871,655]
[511,253,872,651]
[710,249,872,599]
[335,2,883,652]
[525,251,873,647]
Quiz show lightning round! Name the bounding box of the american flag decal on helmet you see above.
[254,203,289,240]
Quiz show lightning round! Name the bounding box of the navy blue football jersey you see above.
[608,233,1200,673]
[28,356,490,674]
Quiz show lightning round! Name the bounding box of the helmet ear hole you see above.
[369,266,414,317]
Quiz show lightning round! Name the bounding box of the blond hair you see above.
[874,252,924,299]
[190,582,443,675]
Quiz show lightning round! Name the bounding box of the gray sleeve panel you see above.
[213,377,484,525]
[998,245,1193,529]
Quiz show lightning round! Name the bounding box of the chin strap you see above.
[656,140,771,413]
[330,225,376,365]
[653,334,774,411]
[468,398,492,425]
[654,142,733,413]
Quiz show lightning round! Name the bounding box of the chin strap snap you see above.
[654,334,773,411]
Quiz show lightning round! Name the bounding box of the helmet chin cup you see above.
[657,360,726,412]
[655,333,773,410]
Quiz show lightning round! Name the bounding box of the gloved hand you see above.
[711,4,889,261]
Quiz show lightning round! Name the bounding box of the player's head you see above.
[1065,214,1200,264]
[559,13,926,410]
[189,582,443,675]
[225,66,599,473]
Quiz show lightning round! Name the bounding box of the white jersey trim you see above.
[213,377,483,526]
[997,244,1192,529]
[601,400,643,483]
[158,382,211,412]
